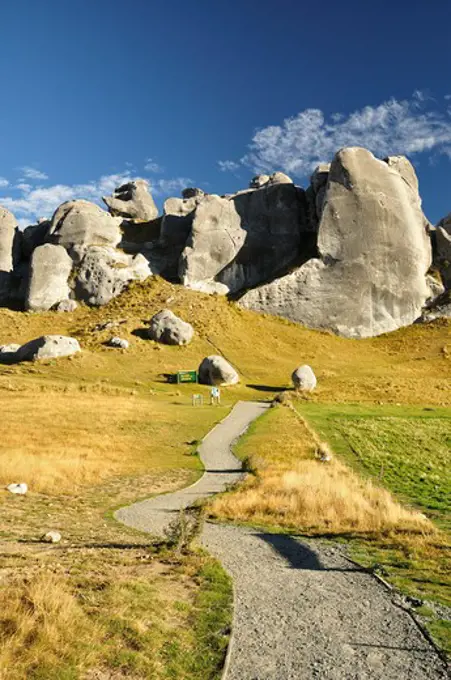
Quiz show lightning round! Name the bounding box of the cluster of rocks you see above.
[1,146,450,338]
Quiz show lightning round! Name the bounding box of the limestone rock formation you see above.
[0,206,17,299]
[434,215,451,289]
[147,309,194,345]
[73,246,151,306]
[182,188,205,199]
[198,355,239,385]
[21,220,51,258]
[291,365,317,391]
[179,181,309,294]
[54,299,78,313]
[107,336,129,349]
[239,148,432,338]
[26,244,72,312]
[103,179,158,222]
[48,200,123,250]
[16,335,81,362]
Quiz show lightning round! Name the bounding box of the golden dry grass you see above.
[210,403,434,536]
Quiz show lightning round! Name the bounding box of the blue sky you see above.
[1,0,451,226]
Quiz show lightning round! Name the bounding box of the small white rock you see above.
[7,483,28,495]
[107,337,129,349]
[42,531,61,544]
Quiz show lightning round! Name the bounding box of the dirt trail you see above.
[116,401,447,680]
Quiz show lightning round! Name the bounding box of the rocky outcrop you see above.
[198,355,239,385]
[179,180,310,294]
[73,246,151,306]
[291,365,317,391]
[103,179,158,222]
[16,335,81,362]
[26,244,72,312]
[239,148,432,338]
[48,200,123,250]
[0,207,17,300]
[147,309,194,345]
[434,215,451,289]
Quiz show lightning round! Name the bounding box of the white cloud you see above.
[20,166,49,181]
[0,177,9,188]
[149,177,193,196]
[144,158,163,173]
[0,173,133,222]
[218,160,240,172]
[223,93,451,178]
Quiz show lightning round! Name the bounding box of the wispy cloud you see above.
[220,93,451,178]
[144,158,164,174]
[0,177,9,188]
[20,166,49,181]
[218,160,240,172]
[149,177,193,196]
[0,164,194,224]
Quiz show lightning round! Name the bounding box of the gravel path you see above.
[116,401,448,680]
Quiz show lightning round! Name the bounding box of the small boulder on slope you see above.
[147,310,194,346]
[291,365,317,392]
[16,335,81,362]
[198,355,239,386]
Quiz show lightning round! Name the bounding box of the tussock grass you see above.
[210,404,432,536]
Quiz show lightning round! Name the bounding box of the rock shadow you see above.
[246,384,289,392]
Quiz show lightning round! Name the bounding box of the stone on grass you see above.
[26,244,72,312]
[16,335,81,362]
[148,309,194,346]
[0,343,21,364]
[198,355,239,386]
[7,483,28,495]
[291,365,317,392]
[107,337,129,349]
[42,531,61,544]
[53,299,78,313]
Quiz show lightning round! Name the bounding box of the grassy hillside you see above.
[0,277,450,677]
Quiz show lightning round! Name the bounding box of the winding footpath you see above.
[116,402,448,680]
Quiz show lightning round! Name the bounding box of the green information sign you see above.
[176,370,198,384]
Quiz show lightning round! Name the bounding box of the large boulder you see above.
[198,355,239,386]
[48,200,122,250]
[26,244,72,312]
[239,148,432,338]
[16,335,81,362]
[179,182,309,294]
[147,309,194,345]
[160,196,202,247]
[103,179,158,222]
[21,219,51,258]
[291,365,317,392]
[73,246,151,306]
[0,206,17,299]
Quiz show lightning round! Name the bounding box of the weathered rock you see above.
[0,344,21,364]
[180,183,309,294]
[291,365,317,391]
[48,200,122,250]
[42,531,61,543]
[160,196,200,247]
[54,299,78,313]
[74,247,151,306]
[26,244,72,312]
[7,483,28,495]
[16,335,81,362]
[426,274,445,303]
[0,206,17,299]
[106,336,129,349]
[21,220,51,258]
[102,179,158,222]
[198,355,239,385]
[434,216,451,288]
[147,309,194,345]
[250,174,270,189]
[180,195,246,292]
[182,187,205,199]
[239,148,432,338]
[266,171,293,186]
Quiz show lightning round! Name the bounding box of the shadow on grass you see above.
[246,384,289,392]
[256,532,366,572]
